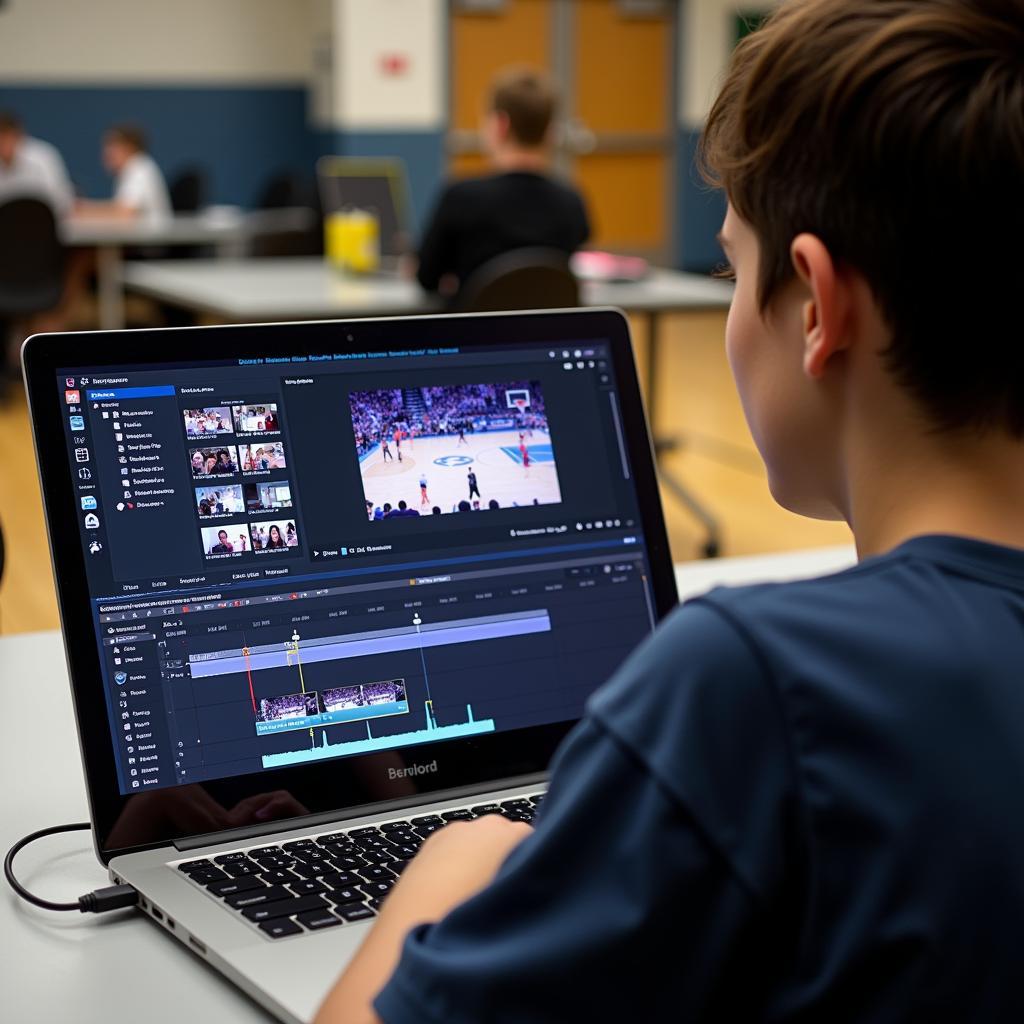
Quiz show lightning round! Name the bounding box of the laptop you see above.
[316,156,413,268]
[21,309,677,1023]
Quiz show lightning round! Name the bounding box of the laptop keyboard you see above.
[173,794,543,940]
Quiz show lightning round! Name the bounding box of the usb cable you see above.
[4,822,138,913]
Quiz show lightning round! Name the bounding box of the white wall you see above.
[679,0,775,126]
[332,0,444,130]
[0,0,313,83]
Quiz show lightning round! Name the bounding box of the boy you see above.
[75,123,170,222]
[317,1,1024,1020]
[415,67,590,302]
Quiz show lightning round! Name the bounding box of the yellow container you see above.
[325,208,380,274]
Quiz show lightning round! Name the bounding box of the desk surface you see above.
[0,546,853,1022]
[62,208,315,248]
[121,257,734,322]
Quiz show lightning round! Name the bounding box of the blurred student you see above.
[76,124,170,222]
[0,110,73,216]
[416,68,589,301]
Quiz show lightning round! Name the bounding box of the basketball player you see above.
[382,437,393,462]
[394,427,403,462]
[420,474,430,506]
[520,441,531,470]
[457,423,468,446]
[468,469,481,500]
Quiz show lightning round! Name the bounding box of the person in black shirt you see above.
[416,67,590,301]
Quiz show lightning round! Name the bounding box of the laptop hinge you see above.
[173,771,548,852]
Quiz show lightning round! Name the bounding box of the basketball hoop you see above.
[513,398,527,413]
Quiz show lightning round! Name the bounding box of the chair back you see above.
[169,168,206,212]
[0,198,65,316]
[454,247,580,312]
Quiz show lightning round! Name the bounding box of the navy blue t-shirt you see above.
[375,536,1024,1022]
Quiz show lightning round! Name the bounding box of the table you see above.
[0,546,853,1023]
[62,210,316,331]
[121,257,733,324]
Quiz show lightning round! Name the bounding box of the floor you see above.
[0,309,852,635]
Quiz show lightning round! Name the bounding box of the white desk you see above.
[0,547,854,1023]
[120,257,734,323]
[63,210,316,331]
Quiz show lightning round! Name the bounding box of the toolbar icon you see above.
[78,467,92,481]
[64,389,80,404]
[74,447,90,463]
[80,496,97,511]
[69,415,84,430]
[84,512,100,530]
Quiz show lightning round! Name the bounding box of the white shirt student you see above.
[114,150,171,222]
[75,124,171,222]
[0,115,74,217]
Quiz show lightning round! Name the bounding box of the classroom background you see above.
[0,0,851,634]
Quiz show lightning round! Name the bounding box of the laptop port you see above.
[152,906,163,921]
[188,935,207,955]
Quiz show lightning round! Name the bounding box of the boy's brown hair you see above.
[107,123,148,153]
[490,67,557,148]
[701,0,1024,436]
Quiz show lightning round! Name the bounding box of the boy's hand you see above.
[313,814,532,1024]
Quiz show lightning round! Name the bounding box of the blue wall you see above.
[313,129,446,238]
[676,126,727,274]
[0,83,316,208]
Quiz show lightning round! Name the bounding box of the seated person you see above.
[0,110,73,216]
[75,123,170,222]
[316,1,1024,1021]
[416,68,589,301]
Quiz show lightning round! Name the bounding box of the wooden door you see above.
[448,0,675,260]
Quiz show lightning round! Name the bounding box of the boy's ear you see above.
[790,233,851,379]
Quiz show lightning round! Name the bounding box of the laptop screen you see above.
[54,335,661,798]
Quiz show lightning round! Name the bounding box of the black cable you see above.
[5,822,138,914]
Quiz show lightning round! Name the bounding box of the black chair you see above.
[0,197,65,389]
[168,168,207,213]
[454,248,580,312]
[249,171,322,258]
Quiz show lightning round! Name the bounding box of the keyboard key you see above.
[186,867,229,885]
[250,855,294,871]
[290,861,335,881]
[385,844,419,860]
[259,918,303,939]
[177,859,212,873]
[354,837,392,852]
[248,845,284,857]
[412,824,443,840]
[331,854,368,871]
[258,870,296,886]
[319,871,360,889]
[325,887,363,905]
[207,876,266,897]
[315,832,349,845]
[500,799,531,812]
[226,885,292,909]
[222,860,260,878]
[390,859,411,876]
[242,894,326,922]
[297,908,342,930]
[288,880,329,896]
[441,809,475,822]
[410,815,443,826]
[213,851,248,864]
[358,880,394,899]
[367,897,384,910]
[282,839,316,851]
[335,903,375,923]
[505,811,533,823]
[471,803,503,816]
[360,848,397,865]
[379,821,411,832]
[349,827,381,837]
[356,865,395,882]
[382,830,420,845]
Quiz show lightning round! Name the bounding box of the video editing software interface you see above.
[58,338,658,795]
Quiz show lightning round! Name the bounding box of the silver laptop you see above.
[22,309,677,1023]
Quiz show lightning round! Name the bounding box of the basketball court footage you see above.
[350,383,563,518]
